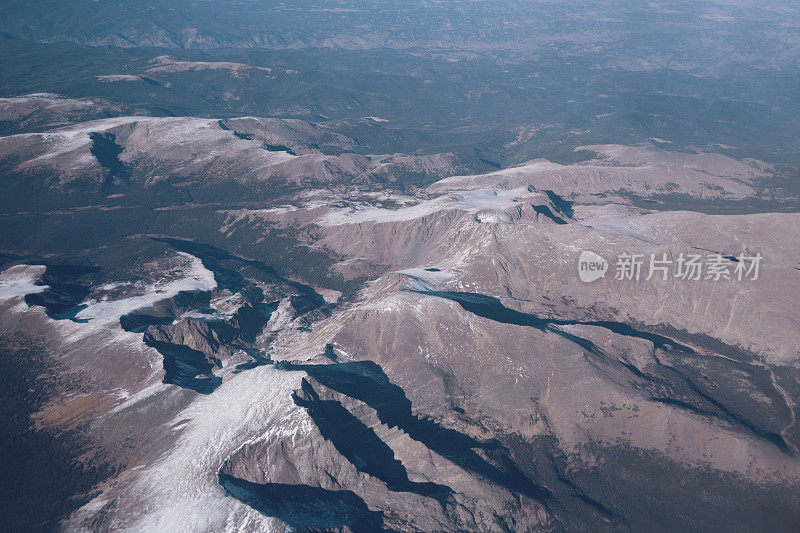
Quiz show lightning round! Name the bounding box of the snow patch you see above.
[0,265,48,300]
[397,267,454,291]
[76,366,309,531]
[74,253,216,325]
[319,187,531,226]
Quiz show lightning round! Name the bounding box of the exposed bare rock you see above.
[0,113,461,193]
[1,102,799,531]
[428,144,770,203]
[0,94,122,134]
[144,56,276,77]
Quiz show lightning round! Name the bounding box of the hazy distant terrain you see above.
[1,1,799,532]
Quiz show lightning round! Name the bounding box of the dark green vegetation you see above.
[3,2,800,166]
[0,336,109,531]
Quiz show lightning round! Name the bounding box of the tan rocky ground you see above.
[1,103,799,531]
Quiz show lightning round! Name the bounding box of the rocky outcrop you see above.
[1,98,799,531]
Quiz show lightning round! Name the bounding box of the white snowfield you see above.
[75,253,216,325]
[0,253,216,326]
[71,365,311,532]
[0,264,47,300]
[319,187,534,226]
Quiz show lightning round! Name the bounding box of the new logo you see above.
[578,250,608,282]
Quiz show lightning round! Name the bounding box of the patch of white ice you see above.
[319,187,531,226]
[74,252,216,325]
[0,265,48,300]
